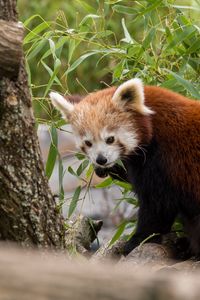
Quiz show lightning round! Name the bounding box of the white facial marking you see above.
[75,126,139,168]
[74,131,93,149]
[49,92,74,118]
[117,127,138,152]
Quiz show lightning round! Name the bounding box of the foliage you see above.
[20,0,200,117]
[20,0,200,243]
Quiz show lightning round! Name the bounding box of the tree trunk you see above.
[0,0,65,247]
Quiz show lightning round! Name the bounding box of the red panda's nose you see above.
[96,154,107,166]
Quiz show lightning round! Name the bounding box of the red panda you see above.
[50,79,200,256]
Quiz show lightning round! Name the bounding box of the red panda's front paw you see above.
[94,167,108,178]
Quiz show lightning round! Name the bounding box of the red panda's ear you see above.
[49,92,74,119]
[112,78,153,115]
[65,94,83,104]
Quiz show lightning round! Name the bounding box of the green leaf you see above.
[185,39,200,54]
[116,159,127,171]
[113,180,132,191]
[68,166,78,177]
[166,26,196,49]
[141,0,163,15]
[109,222,126,246]
[106,0,123,4]
[68,186,81,218]
[76,160,89,176]
[40,36,68,61]
[121,18,134,44]
[48,38,56,59]
[75,153,86,160]
[95,177,113,188]
[113,60,125,79]
[24,21,50,44]
[165,26,173,44]
[80,14,101,26]
[123,197,138,206]
[27,39,47,60]
[64,52,97,76]
[171,5,200,12]
[68,39,76,64]
[58,154,64,202]
[90,30,114,40]
[166,70,200,99]
[41,61,62,87]
[142,28,156,49]
[54,119,67,128]
[113,5,137,15]
[23,14,47,27]
[25,60,32,88]
[86,164,94,179]
[76,0,96,13]
[45,126,58,179]
[44,58,61,97]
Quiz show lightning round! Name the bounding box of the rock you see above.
[120,243,175,271]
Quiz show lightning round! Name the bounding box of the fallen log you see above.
[0,245,200,300]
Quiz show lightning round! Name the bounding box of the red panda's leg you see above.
[123,201,177,256]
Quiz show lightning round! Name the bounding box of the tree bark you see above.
[0,0,64,247]
[0,19,24,79]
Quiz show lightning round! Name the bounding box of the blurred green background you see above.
[18,0,200,121]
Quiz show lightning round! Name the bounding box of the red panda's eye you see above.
[85,140,92,147]
[106,136,115,144]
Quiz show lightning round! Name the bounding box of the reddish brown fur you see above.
[144,86,200,202]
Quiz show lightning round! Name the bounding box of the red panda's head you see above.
[50,79,153,168]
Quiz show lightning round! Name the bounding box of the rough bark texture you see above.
[0,0,64,247]
[1,245,200,300]
[0,19,24,79]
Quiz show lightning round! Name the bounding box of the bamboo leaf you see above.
[141,0,163,15]
[86,164,94,179]
[121,18,133,44]
[113,5,137,15]
[68,186,81,218]
[48,38,56,59]
[44,58,61,97]
[68,166,78,177]
[113,180,132,191]
[142,28,156,49]
[95,177,113,188]
[109,222,126,246]
[166,26,196,49]
[27,39,47,60]
[45,126,58,179]
[185,39,200,54]
[40,36,68,61]
[171,5,200,12]
[80,14,101,26]
[58,154,64,201]
[76,160,89,176]
[24,21,50,44]
[166,70,200,99]
[41,60,62,86]
[75,153,86,160]
[64,52,97,76]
